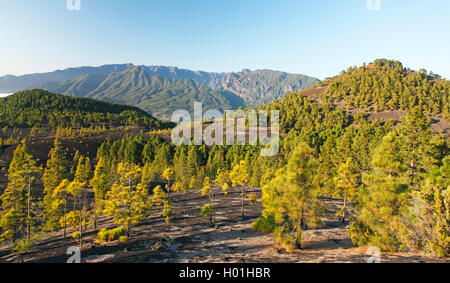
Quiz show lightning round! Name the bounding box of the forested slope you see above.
[0,89,171,128]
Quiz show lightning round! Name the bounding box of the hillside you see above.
[0,64,319,114]
[0,59,448,263]
[266,59,449,136]
[141,66,320,107]
[39,66,236,120]
[1,187,446,263]
[206,69,320,108]
[0,64,133,93]
[321,59,449,119]
[0,89,171,128]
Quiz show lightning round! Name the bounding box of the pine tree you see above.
[349,132,410,251]
[334,158,360,223]
[151,144,172,179]
[51,179,81,238]
[214,168,230,195]
[43,138,69,231]
[152,185,172,223]
[103,163,151,236]
[90,157,110,228]
[0,141,41,243]
[397,107,437,190]
[253,143,322,251]
[70,150,81,177]
[400,156,449,257]
[161,167,175,196]
[71,156,92,246]
[230,160,249,217]
[200,177,215,225]
[200,204,215,226]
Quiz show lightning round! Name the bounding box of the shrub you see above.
[200,204,214,220]
[96,227,126,243]
[12,238,34,253]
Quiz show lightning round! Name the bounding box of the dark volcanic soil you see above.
[0,187,447,263]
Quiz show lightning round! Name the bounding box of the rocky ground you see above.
[0,187,448,263]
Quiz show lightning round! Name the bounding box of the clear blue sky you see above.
[0,0,449,79]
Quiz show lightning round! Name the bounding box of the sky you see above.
[0,0,449,80]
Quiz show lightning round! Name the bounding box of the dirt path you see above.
[0,187,447,263]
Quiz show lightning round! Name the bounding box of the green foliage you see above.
[12,238,35,253]
[399,156,449,257]
[91,157,111,208]
[0,141,41,243]
[230,160,250,217]
[0,89,171,128]
[72,231,81,240]
[43,138,69,231]
[96,227,126,243]
[103,163,152,236]
[152,185,173,223]
[334,158,360,222]
[43,66,234,120]
[0,60,447,257]
[257,143,323,252]
[323,59,449,118]
[252,214,276,234]
[349,132,411,251]
[200,204,215,225]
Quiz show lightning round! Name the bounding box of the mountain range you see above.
[0,64,319,119]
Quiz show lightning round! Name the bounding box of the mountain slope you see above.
[0,64,320,109]
[265,59,449,135]
[0,64,133,93]
[140,66,320,107]
[0,89,170,128]
[321,59,449,118]
[206,69,320,108]
[41,66,235,120]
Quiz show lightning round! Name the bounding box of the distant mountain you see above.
[0,89,170,128]
[39,66,236,120]
[0,64,320,112]
[110,66,320,108]
[205,69,320,108]
[0,64,133,93]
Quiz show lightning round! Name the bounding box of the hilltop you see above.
[267,59,449,135]
[0,89,171,129]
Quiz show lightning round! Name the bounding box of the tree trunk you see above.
[300,208,305,229]
[167,179,171,198]
[63,195,67,238]
[94,209,97,229]
[241,187,245,218]
[342,190,348,223]
[210,193,214,226]
[295,223,302,249]
[83,188,88,230]
[79,194,83,247]
[27,178,31,240]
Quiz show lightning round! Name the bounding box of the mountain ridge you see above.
[39,66,237,120]
[0,64,320,111]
